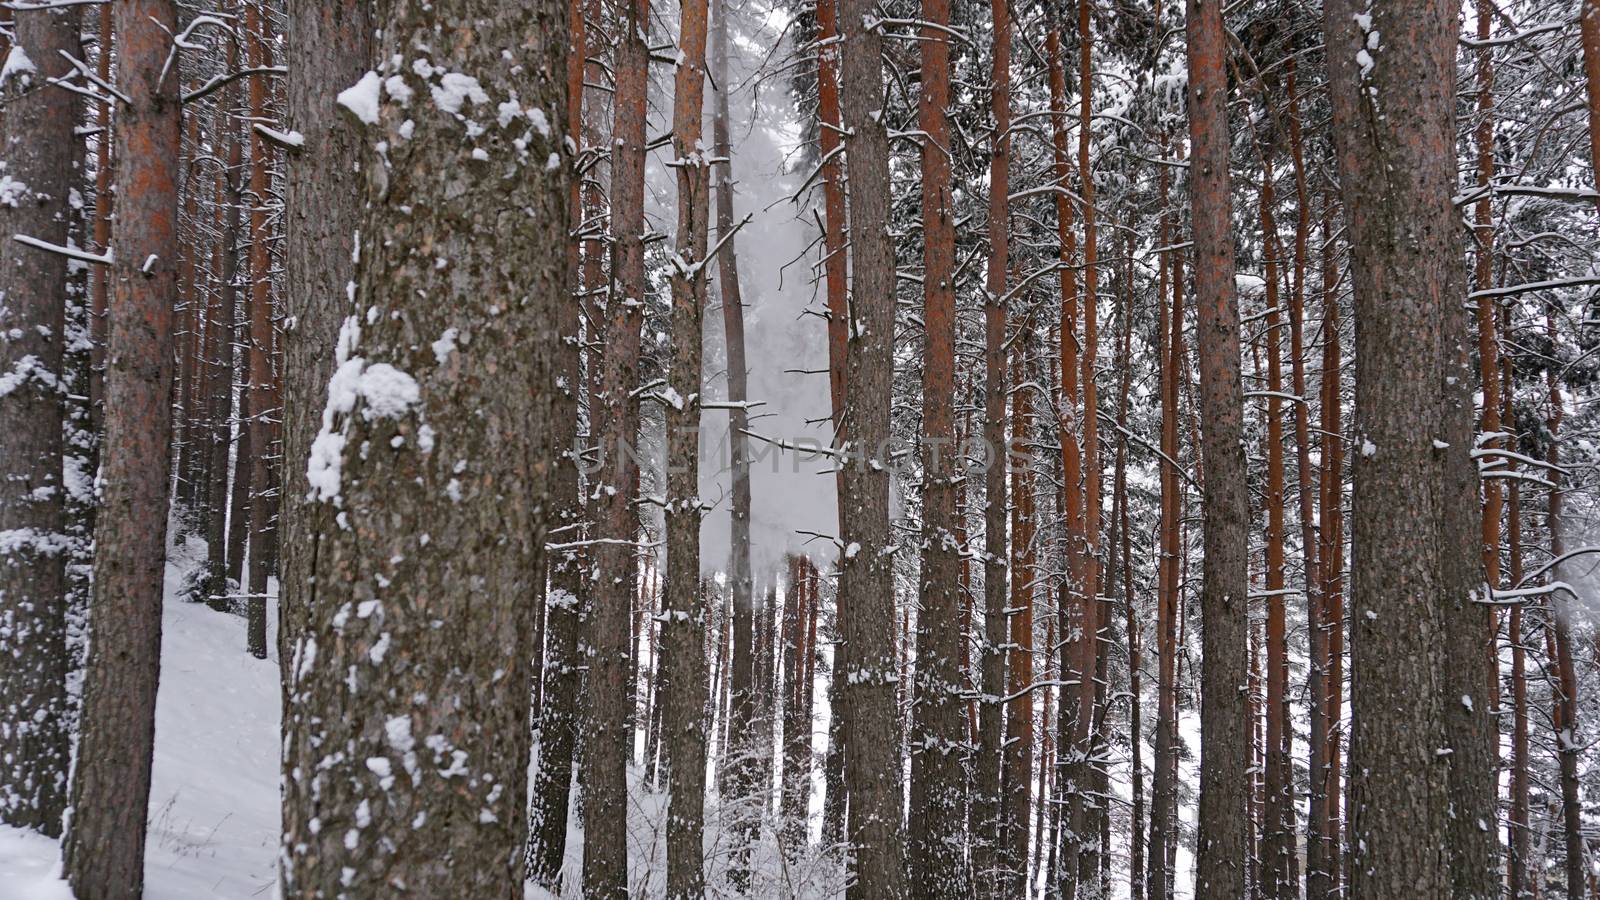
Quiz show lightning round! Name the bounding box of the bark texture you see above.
[907,0,967,892]
[1324,0,1464,895]
[1184,0,1250,894]
[661,0,710,893]
[63,2,181,894]
[277,0,567,893]
[0,1,77,838]
[837,0,907,891]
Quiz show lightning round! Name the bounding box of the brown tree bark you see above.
[1315,194,1345,899]
[63,1,181,894]
[906,0,966,891]
[527,0,587,881]
[1070,4,1106,885]
[1545,311,1585,900]
[813,0,852,859]
[836,0,908,891]
[1257,157,1295,900]
[661,0,710,892]
[1185,0,1251,892]
[0,0,77,837]
[714,0,760,883]
[975,0,1011,892]
[206,12,244,607]
[585,0,649,893]
[1582,0,1600,180]
[1003,347,1035,897]
[1324,0,1468,895]
[88,3,112,428]
[244,1,276,660]
[277,0,567,891]
[1117,233,1145,900]
[1146,146,1181,900]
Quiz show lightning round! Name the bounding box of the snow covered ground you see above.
[0,536,282,900]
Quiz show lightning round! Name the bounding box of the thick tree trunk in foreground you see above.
[907,0,967,892]
[837,0,907,892]
[63,2,180,895]
[0,1,77,837]
[1185,0,1250,894]
[278,0,373,857]
[661,0,710,893]
[1325,0,1465,896]
[585,1,649,894]
[278,0,567,891]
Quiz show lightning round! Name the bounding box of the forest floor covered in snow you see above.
[0,535,281,899]
[0,538,853,899]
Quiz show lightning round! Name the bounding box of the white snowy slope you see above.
[0,535,282,900]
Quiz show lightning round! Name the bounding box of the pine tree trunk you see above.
[1546,316,1586,900]
[836,0,907,889]
[714,0,760,881]
[585,0,649,893]
[1325,0,1465,895]
[0,0,77,837]
[1003,348,1035,896]
[244,2,276,660]
[206,24,243,607]
[63,2,180,894]
[277,0,567,891]
[1185,0,1251,892]
[974,0,1010,892]
[1146,148,1180,900]
[526,0,587,883]
[661,1,710,891]
[906,0,966,890]
[1257,158,1295,900]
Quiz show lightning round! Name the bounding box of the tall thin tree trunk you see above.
[1071,4,1106,885]
[244,2,275,659]
[1147,145,1180,900]
[207,15,244,606]
[836,0,907,892]
[0,0,77,837]
[661,1,710,891]
[975,1,1011,892]
[527,0,588,881]
[1258,157,1295,900]
[714,0,759,882]
[907,0,966,891]
[585,0,649,893]
[1185,0,1251,892]
[63,2,180,894]
[278,0,566,891]
[1118,233,1145,900]
[1004,347,1035,897]
[1316,194,1345,899]
[1546,311,1585,900]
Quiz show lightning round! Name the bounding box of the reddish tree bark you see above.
[907,0,967,890]
[1185,0,1251,892]
[63,2,181,894]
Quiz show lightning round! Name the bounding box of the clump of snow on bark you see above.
[355,364,420,420]
[0,45,34,88]
[432,72,488,114]
[0,174,29,208]
[338,72,384,125]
